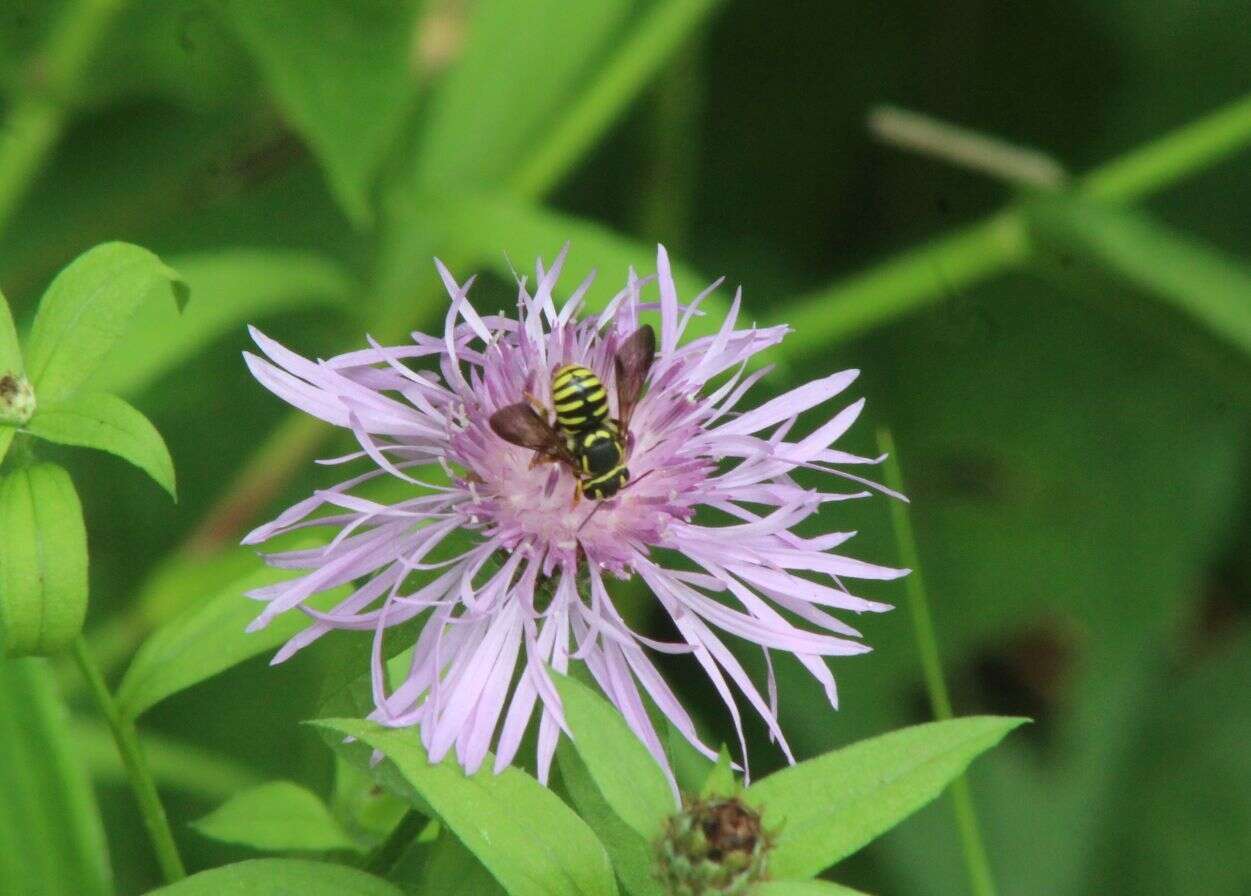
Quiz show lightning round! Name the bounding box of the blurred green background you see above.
[2,1,1249,894]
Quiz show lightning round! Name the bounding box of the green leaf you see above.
[115,554,349,720]
[700,746,736,798]
[26,392,176,499]
[24,242,188,404]
[148,858,403,895]
[0,285,20,379]
[224,0,420,224]
[666,722,714,797]
[439,193,727,338]
[191,781,360,853]
[0,463,88,657]
[755,882,874,896]
[413,0,631,190]
[553,672,675,839]
[0,659,111,895]
[745,717,1026,880]
[96,248,354,396]
[1026,198,1251,360]
[316,718,619,896]
[405,829,507,896]
[557,744,665,896]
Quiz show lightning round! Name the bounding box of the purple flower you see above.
[243,245,903,784]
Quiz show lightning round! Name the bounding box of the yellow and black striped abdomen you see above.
[551,364,610,432]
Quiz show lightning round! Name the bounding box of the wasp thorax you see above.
[0,373,35,426]
[656,796,773,896]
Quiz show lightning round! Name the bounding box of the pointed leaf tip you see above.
[746,716,1026,879]
[26,393,176,500]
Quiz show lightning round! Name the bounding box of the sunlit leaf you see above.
[191,781,360,853]
[96,248,354,396]
[745,717,1026,880]
[0,659,111,895]
[26,392,176,499]
[700,745,736,798]
[24,243,188,404]
[553,672,675,839]
[316,718,619,896]
[148,858,402,895]
[557,744,665,896]
[0,463,88,658]
[224,0,421,224]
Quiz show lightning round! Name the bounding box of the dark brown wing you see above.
[613,324,656,431]
[490,402,575,465]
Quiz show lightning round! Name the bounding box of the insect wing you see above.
[614,323,656,430]
[490,402,561,451]
[490,402,577,465]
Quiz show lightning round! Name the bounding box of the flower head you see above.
[243,245,902,784]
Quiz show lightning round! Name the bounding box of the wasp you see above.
[489,325,656,502]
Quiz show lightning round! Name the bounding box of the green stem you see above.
[878,428,996,896]
[363,808,426,876]
[508,0,724,200]
[779,210,1028,353]
[70,635,186,884]
[777,89,1251,345]
[1080,92,1251,202]
[0,0,126,238]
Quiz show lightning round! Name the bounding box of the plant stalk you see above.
[878,428,997,896]
[71,635,186,884]
[776,89,1251,346]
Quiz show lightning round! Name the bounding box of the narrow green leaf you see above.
[0,285,20,378]
[96,248,354,396]
[755,881,874,896]
[413,0,631,190]
[0,428,14,467]
[1026,198,1251,360]
[148,858,402,895]
[666,722,714,796]
[24,242,188,404]
[700,746,736,798]
[745,717,1027,879]
[224,0,420,224]
[553,672,676,839]
[440,193,727,338]
[192,781,360,853]
[0,463,88,657]
[557,744,666,896]
[26,392,176,499]
[116,554,349,720]
[316,718,619,896]
[406,829,507,896]
[0,659,111,895]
